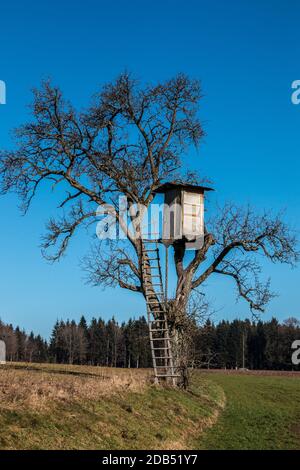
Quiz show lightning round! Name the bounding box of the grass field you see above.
[197,371,300,450]
[0,363,224,450]
[0,363,299,450]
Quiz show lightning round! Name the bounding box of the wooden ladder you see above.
[141,240,179,386]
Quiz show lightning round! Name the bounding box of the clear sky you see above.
[0,0,299,338]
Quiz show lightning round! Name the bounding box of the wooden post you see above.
[165,245,168,306]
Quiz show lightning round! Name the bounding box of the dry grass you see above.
[0,363,225,450]
[0,362,151,410]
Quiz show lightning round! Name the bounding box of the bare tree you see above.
[0,73,298,385]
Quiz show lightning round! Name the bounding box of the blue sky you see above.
[0,0,299,337]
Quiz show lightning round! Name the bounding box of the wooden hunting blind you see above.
[153,182,213,250]
[142,182,213,385]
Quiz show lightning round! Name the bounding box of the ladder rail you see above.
[141,239,177,386]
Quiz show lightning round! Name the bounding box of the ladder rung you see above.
[151,338,168,341]
[156,374,181,378]
[145,289,163,292]
[148,318,167,323]
[151,335,168,338]
[150,329,168,332]
[151,329,168,332]
[149,320,167,323]
[145,283,163,286]
[153,347,170,350]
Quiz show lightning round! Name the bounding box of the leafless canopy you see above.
[0,73,298,320]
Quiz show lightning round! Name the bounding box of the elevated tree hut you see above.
[141,182,213,385]
[153,181,213,249]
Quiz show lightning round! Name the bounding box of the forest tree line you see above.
[0,316,299,370]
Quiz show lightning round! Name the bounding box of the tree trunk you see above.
[165,294,193,389]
